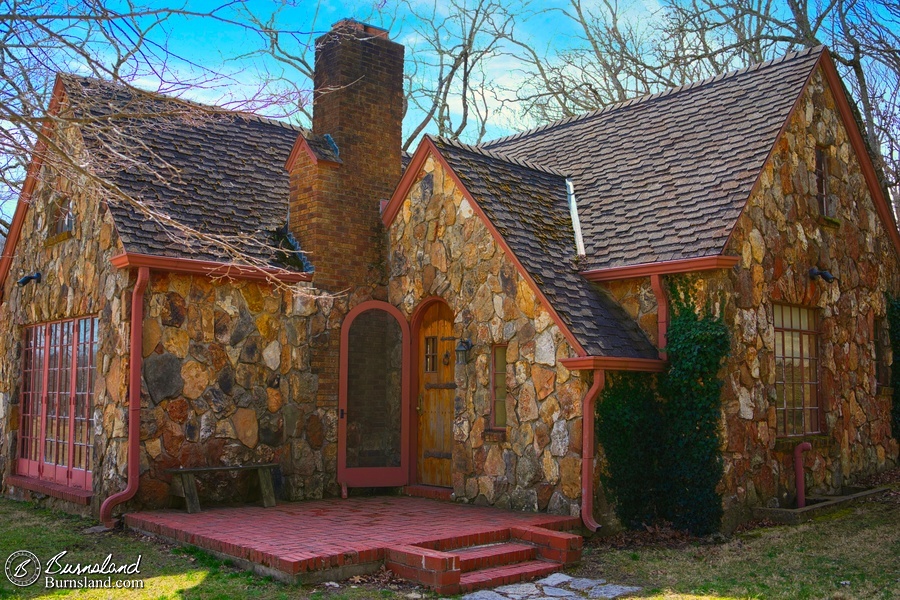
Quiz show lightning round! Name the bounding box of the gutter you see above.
[100,266,149,528]
[580,369,605,532]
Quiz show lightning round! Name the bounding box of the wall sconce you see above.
[17,272,41,287]
[809,267,837,283]
[455,339,473,364]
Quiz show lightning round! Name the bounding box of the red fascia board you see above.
[581,255,739,282]
[560,356,667,372]
[390,137,587,356]
[818,52,900,258]
[284,133,340,172]
[110,252,312,283]
[0,75,67,300]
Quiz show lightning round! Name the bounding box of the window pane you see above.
[774,305,820,436]
[492,346,507,428]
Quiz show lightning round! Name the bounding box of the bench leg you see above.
[182,473,201,514]
[258,468,276,508]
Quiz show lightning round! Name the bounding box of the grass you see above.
[574,489,900,599]
[0,498,431,599]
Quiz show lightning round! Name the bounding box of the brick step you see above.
[459,559,561,592]
[454,542,537,572]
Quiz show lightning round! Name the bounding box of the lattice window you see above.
[875,317,891,391]
[491,345,507,429]
[424,336,437,372]
[52,193,74,236]
[18,316,97,488]
[774,305,821,436]
[815,147,836,218]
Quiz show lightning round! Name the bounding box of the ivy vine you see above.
[887,295,900,436]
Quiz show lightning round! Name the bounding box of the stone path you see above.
[461,573,642,599]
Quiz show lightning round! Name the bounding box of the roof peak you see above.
[483,45,826,149]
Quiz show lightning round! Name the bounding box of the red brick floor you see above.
[125,496,580,582]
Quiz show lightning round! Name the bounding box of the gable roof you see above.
[59,74,311,268]
[428,137,658,359]
[482,47,826,272]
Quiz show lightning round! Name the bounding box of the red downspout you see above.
[100,267,149,528]
[581,369,605,532]
[794,441,812,508]
[650,274,668,359]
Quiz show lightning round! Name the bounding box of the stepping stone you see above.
[542,586,576,597]
[588,584,643,599]
[537,573,573,587]
[462,591,509,600]
[569,578,605,591]
[496,583,540,597]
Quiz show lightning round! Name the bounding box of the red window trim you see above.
[17,315,97,490]
[773,304,822,437]
[489,344,508,431]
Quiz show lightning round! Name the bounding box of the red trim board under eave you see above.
[818,52,900,258]
[110,253,312,283]
[581,255,740,282]
[560,356,667,372]
[386,137,587,356]
[0,75,68,301]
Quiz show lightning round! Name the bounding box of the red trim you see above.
[581,369,604,532]
[581,256,739,282]
[389,139,587,356]
[818,52,900,257]
[337,300,411,491]
[100,266,149,527]
[650,274,668,357]
[110,252,311,283]
[408,296,450,485]
[284,134,341,172]
[560,356,667,372]
[0,75,67,301]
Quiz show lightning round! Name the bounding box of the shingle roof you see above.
[61,74,310,269]
[431,137,658,358]
[482,47,824,271]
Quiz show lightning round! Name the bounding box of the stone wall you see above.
[0,125,132,512]
[388,154,589,516]
[137,273,357,508]
[597,67,899,524]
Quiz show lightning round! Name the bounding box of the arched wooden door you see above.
[417,302,454,487]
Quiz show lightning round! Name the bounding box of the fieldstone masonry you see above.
[389,154,589,515]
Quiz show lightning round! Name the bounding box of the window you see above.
[774,305,821,436]
[491,345,507,429]
[424,336,437,372]
[815,147,835,218]
[875,318,891,391]
[18,316,98,489]
[52,193,74,236]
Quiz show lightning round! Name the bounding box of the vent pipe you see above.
[566,178,586,257]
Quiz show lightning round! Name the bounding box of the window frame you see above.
[52,192,74,236]
[773,304,823,437]
[875,317,892,392]
[17,316,97,490]
[490,344,508,430]
[815,146,835,219]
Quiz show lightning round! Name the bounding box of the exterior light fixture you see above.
[809,267,836,283]
[17,272,41,287]
[455,339,473,364]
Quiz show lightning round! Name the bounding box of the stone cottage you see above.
[0,18,896,532]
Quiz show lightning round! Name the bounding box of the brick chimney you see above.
[288,19,404,292]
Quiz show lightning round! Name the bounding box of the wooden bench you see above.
[166,464,277,514]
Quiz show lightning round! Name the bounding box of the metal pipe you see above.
[794,441,812,508]
[100,266,149,528]
[565,179,586,257]
[580,369,605,532]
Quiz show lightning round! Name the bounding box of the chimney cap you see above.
[330,18,389,38]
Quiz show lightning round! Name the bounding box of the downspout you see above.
[794,442,812,508]
[581,369,605,532]
[650,274,668,359]
[100,266,149,528]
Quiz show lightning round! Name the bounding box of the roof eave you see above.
[581,255,740,282]
[110,252,312,283]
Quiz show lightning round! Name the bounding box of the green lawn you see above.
[1,487,898,599]
[575,488,900,599]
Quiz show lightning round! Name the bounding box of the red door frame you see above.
[408,296,454,486]
[337,300,412,496]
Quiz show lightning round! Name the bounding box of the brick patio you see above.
[125,496,583,594]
